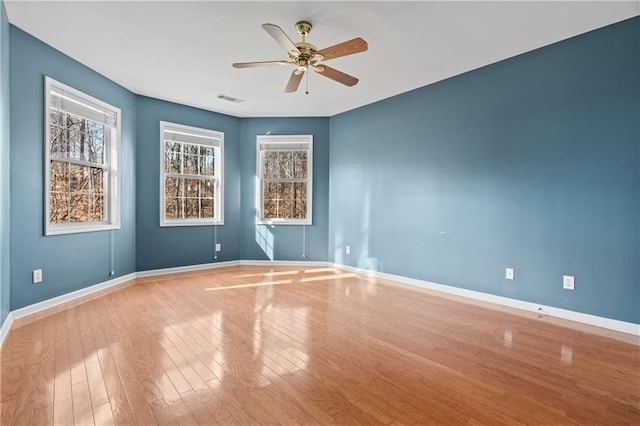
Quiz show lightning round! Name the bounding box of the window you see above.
[160,121,224,226]
[257,135,312,225]
[45,77,121,235]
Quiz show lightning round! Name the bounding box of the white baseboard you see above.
[10,272,137,322]
[136,260,241,278]
[1,260,637,349]
[0,311,13,348]
[237,259,329,267]
[333,262,640,336]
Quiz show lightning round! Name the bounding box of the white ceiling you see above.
[5,1,639,117]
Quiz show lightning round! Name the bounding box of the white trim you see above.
[137,260,328,278]
[10,272,136,321]
[136,260,241,278]
[256,134,313,226]
[332,262,640,336]
[159,121,224,227]
[44,76,122,236]
[237,260,328,267]
[0,261,637,350]
[0,312,14,348]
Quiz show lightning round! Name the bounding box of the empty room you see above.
[0,1,638,424]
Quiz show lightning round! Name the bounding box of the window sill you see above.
[257,219,312,226]
[46,223,120,236]
[160,220,224,227]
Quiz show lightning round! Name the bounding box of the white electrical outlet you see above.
[33,269,43,284]
[345,245,351,255]
[505,267,514,280]
[563,275,575,290]
[215,243,221,252]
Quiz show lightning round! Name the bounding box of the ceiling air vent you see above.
[217,94,245,103]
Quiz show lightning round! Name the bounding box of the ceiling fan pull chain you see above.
[306,71,309,95]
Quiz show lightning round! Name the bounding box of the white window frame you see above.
[160,121,224,226]
[44,76,121,236]
[256,134,313,225]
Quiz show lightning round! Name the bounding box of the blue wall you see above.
[239,118,330,261]
[9,26,137,309]
[329,17,639,323]
[135,96,241,271]
[0,1,10,324]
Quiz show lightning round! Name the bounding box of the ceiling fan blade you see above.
[233,60,291,68]
[317,37,368,61]
[314,65,359,87]
[262,23,299,56]
[285,70,304,93]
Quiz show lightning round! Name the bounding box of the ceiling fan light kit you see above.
[233,20,368,93]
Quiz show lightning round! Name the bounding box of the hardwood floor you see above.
[1,266,638,425]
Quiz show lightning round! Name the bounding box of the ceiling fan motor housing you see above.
[295,21,312,37]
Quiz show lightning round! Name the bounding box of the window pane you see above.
[278,151,293,178]
[165,177,183,198]
[86,121,105,164]
[199,155,213,176]
[294,198,307,219]
[176,198,185,219]
[263,198,277,219]
[185,198,199,219]
[184,154,198,175]
[278,198,293,219]
[164,177,180,198]
[165,142,181,173]
[278,182,293,201]
[185,144,199,156]
[69,164,89,193]
[50,161,69,193]
[50,108,63,126]
[50,110,67,157]
[89,167,104,194]
[165,197,179,219]
[185,179,199,198]
[69,194,90,222]
[263,154,278,179]
[201,198,214,218]
[90,195,104,222]
[263,182,278,201]
[294,161,307,178]
[65,115,83,160]
[200,146,214,157]
[50,192,69,224]
[50,124,66,158]
[201,179,214,198]
[294,182,306,200]
[293,151,307,161]
[64,116,102,163]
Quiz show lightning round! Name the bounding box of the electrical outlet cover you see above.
[506,267,514,280]
[563,275,575,290]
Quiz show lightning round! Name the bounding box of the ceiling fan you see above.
[233,21,368,93]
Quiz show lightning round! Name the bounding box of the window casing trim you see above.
[159,121,224,227]
[256,134,313,226]
[44,76,121,236]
